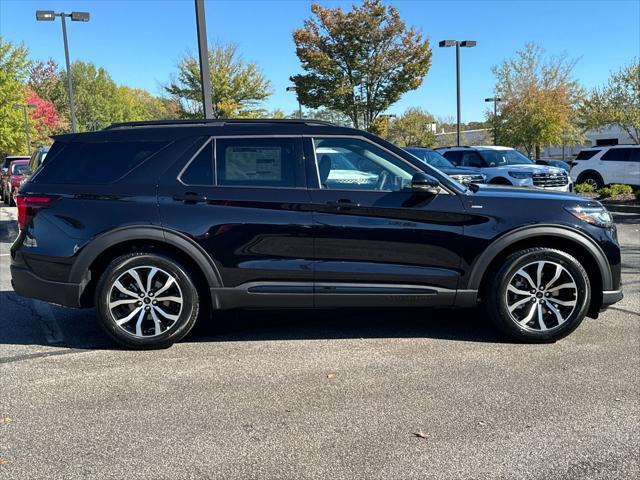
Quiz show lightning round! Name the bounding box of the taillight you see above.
[16,195,57,231]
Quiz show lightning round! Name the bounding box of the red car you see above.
[3,159,30,206]
[1,155,29,204]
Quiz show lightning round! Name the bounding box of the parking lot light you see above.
[12,103,36,155]
[439,39,476,146]
[485,97,502,145]
[35,10,90,132]
[286,86,303,119]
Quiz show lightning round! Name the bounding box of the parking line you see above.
[32,300,65,345]
[0,254,9,256]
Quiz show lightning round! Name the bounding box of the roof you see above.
[105,118,338,130]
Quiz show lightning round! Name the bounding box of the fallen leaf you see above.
[413,430,428,439]
[477,421,486,426]
[0,459,8,465]
[326,373,334,379]
[614,398,622,402]
[0,417,11,425]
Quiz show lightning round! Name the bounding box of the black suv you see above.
[11,119,622,349]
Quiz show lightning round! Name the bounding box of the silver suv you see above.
[435,146,572,192]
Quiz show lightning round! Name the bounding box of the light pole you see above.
[484,97,502,145]
[13,104,36,155]
[194,0,213,119]
[36,10,89,133]
[439,40,476,146]
[286,86,302,119]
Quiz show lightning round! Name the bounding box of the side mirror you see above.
[411,172,440,194]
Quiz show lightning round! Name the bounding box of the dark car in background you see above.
[20,146,50,186]
[1,155,29,203]
[11,119,622,349]
[404,147,485,185]
[3,159,30,206]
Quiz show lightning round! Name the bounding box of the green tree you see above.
[291,0,432,130]
[0,37,30,156]
[579,60,640,143]
[165,43,272,118]
[385,107,436,146]
[491,43,582,158]
[50,61,121,132]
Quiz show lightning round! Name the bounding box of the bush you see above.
[598,184,633,198]
[574,183,596,194]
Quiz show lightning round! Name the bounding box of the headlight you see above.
[508,171,533,179]
[450,174,470,183]
[565,205,612,228]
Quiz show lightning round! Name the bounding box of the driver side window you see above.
[313,137,416,191]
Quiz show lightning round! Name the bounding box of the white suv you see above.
[435,146,572,192]
[570,145,640,188]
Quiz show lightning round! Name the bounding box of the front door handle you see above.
[174,191,207,204]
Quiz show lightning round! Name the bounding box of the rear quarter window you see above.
[32,141,169,184]
[574,150,598,160]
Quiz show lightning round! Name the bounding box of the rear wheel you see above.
[577,171,604,189]
[95,253,200,349]
[485,248,591,342]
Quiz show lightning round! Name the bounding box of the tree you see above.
[491,43,582,158]
[25,88,59,147]
[291,0,432,130]
[580,60,640,143]
[28,58,60,101]
[0,37,30,156]
[384,107,436,146]
[165,43,272,118]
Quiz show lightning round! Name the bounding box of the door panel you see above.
[306,137,469,307]
[158,136,314,307]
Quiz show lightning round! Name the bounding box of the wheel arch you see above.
[69,226,223,307]
[467,226,612,316]
[576,169,604,183]
[488,177,512,185]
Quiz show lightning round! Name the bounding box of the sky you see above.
[1,0,639,122]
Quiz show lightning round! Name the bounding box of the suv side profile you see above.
[571,145,640,188]
[436,146,572,192]
[12,119,622,349]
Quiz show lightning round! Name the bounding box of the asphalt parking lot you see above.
[0,204,638,480]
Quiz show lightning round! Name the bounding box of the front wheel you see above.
[485,248,591,342]
[95,253,200,349]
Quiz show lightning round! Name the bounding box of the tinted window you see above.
[441,151,462,165]
[459,152,486,168]
[477,149,532,166]
[314,137,417,191]
[33,141,169,184]
[180,140,213,185]
[575,150,598,160]
[11,163,28,174]
[216,137,302,188]
[601,148,631,162]
[631,149,640,162]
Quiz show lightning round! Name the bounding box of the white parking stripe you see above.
[32,300,65,345]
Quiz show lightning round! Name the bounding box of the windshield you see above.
[11,163,29,174]
[406,148,454,168]
[477,149,533,166]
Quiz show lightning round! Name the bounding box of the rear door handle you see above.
[174,191,207,204]
[326,198,360,210]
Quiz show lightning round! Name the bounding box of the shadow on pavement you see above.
[0,289,507,350]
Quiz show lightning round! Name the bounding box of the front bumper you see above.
[10,264,83,308]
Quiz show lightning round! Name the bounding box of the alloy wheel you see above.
[108,266,184,338]
[505,260,578,332]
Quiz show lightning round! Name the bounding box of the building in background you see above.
[541,125,636,160]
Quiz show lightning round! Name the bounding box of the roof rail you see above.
[105,118,338,130]
[433,145,473,149]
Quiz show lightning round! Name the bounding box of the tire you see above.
[95,252,200,349]
[489,177,512,185]
[485,248,591,343]
[577,171,604,189]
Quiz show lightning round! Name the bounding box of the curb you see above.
[602,203,640,214]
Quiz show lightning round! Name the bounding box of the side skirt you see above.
[211,282,477,310]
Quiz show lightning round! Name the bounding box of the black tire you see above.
[485,248,591,343]
[577,171,604,189]
[95,252,200,349]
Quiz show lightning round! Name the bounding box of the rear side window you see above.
[33,141,169,184]
[441,151,462,165]
[180,140,213,185]
[574,150,598,160]
[215,137,302,188]
[601,148,631,162]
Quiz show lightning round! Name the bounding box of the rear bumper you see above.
[10,264,83,308]
[602,289,623,307]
